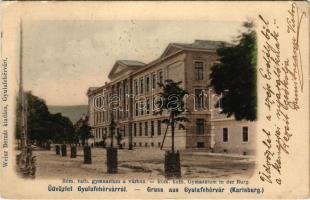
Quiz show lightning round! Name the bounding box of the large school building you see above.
[87,40,256,155]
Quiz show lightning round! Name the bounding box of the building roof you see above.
[88,87,99,91]
[88,39,230,96]
[160,40,229,58]
[172,40,229,50]
[117,60,145,67]
[86,86,104,96]
[108,60,145,80]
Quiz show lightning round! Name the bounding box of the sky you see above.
[23,20,243,105]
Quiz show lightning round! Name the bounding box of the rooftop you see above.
[172,40,229,51]
[88,40,230,94]
[117,60,145,67]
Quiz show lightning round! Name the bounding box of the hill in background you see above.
[48,105,88,124]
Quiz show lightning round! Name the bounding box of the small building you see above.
[87,40,256,155]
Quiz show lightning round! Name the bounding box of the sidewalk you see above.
[34,147,255,179]
[181,151,255,160]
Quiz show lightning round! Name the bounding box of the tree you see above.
[74,115,92,146]
[50,113,75,143]
[80,123,92,146]
[210,21,257,121]
[15,92,75,145]
[99,134,107,148]
[109,115,116,148]
[26,92,52,144]
[116,128,123,149]
[107,113,118,173]
[155,79,189,153]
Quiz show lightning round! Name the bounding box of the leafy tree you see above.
[80,124,92,146]
[50,113,74,143]
[62,117,75,142]
[74,115,92,146]
[210,21,257,121]
[15,91,75,145]
[26,92,51,143]
[99,134,107,148]
[155,80,189,153]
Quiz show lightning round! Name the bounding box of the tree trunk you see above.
[128,123,133,150]
[171,114,175,153]
[81,138,85,146]
[110,133,114,147]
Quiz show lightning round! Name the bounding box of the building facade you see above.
[87,40,256,155]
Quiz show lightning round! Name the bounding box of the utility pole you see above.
[19,20,27,149]
[17,20,35,178]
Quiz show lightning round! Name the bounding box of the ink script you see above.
[258,2,306,185]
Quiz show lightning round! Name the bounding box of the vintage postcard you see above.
[0,1,309,199]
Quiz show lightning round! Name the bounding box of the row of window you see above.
[95,88,207,115]
[95,109,130,124]
[94,141,206,149]
[133,120,161,137]
[94,91,207,123]
[94,118,206,138]
[133,142,161,148]
[94,111,108,124]
[95,142,161,148]
[94,120,162,139]
[93,60,205,110]
[94,127,107,139]
[94,126,249,145]
[133,89,207,118]
[132,61,204,95]
[94,95,105,108]
[134,97,157,117]
[222,127,249,142]
[93,62,207,124]
[94,127,127,139]
[134,70,164,95]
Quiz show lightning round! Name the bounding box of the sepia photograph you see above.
[0,1,309,199]
[15,19,258,180]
